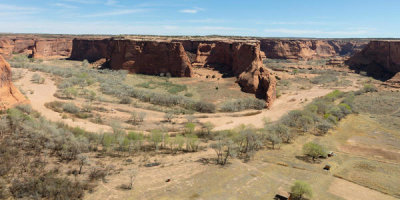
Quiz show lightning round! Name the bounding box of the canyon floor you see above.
[7,56,400,200]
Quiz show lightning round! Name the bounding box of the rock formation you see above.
[31,38,73,59]
[0,37,35,58]
[70,38,276,107]
[174,40,276,107]
[0,35,73,59]
[259,39,368,60]
[347,41,400,80]
[70,39,193,77]
[0,55,28,110]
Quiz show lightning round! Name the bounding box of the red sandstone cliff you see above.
[0,37,35,58]
[0,36,73,59]
[32,39,72,59]
[70,38,276,107]
[70,39,193,77]
[347,41,400,80]
[174,40,276,107]
[260,39,368,60]
[0,55,28,110]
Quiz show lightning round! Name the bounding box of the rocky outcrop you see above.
[70,39,193,77]
[0,37,35,58]
[174,40,276,107]
[31,39,73,59]
[347,41,400,80]
[0,36,73,59]
[259,39,368,60]
[0,55,28,110]
[70,38,276,107]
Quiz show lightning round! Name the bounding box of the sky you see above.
[0,0,399,38]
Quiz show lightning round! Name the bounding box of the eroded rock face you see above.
[347,41,400,80]
[70,39,193,77]
[70,38,276,107]
[259,39,368,60]
[0,37,35,58]
[171,39,276,107]
[0,55,28,110]
[0,36,73,59]
[32,39,73,59]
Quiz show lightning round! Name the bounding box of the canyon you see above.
[1,34,396,108]
[0,55,27,110]
[347,40,400,80]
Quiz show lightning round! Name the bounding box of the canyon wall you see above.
[174,40,276,107]
[31,39,73,59]
[70,39,193,77]
[70,38,276,107]
[259,39,368,60]
[0,35,73,59]
[0,55,28,110]
[347,41,400,80]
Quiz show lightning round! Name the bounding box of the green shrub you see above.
[9,173,87,199]
[362,84,378,93]
[220,98,265,112]
[290,180,313,200]
[31,73,45,84]
[62,103,80,114]
[302,142,327,162]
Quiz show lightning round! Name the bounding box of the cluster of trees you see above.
[12,59,217,113]
[210,87,379,165]
[0,105,95,199]
[220,98,266,112]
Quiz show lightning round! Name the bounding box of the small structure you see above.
[323,165,331,171]
[274,188,290,200]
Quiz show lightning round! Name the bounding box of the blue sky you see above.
[0,0,399,38]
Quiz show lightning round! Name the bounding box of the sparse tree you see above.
[290,180,313,200]
[202,122,215,136]
[211,137,238,165]
[266,131,282,149]
[271,123,292,143]
[164,112,175,123]
[184,123,196,135]
[127,168,137,190]
[302,142,327,162]
[150,130,163,151]
[77,155,89,174]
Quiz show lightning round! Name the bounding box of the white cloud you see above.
[180,9,198,14]
[83,9,146,17]
[179,7,204,14]
[53,3,78,9]
[0,3,39,11]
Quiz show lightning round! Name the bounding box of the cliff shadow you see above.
[347,61,396,82]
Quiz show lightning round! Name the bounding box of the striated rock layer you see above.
[174,40,276,107]
[70,39,193,77]
[347,41,400,80]
[259,39,368,60]
[0,55,28,110]
[0,35,73,59]
[71,38,276,107]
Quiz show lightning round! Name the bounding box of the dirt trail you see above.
[14,69,112,133]
[199,87,334,131]
[13,68,362,133]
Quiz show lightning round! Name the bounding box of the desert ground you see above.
[1,52,397,200]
